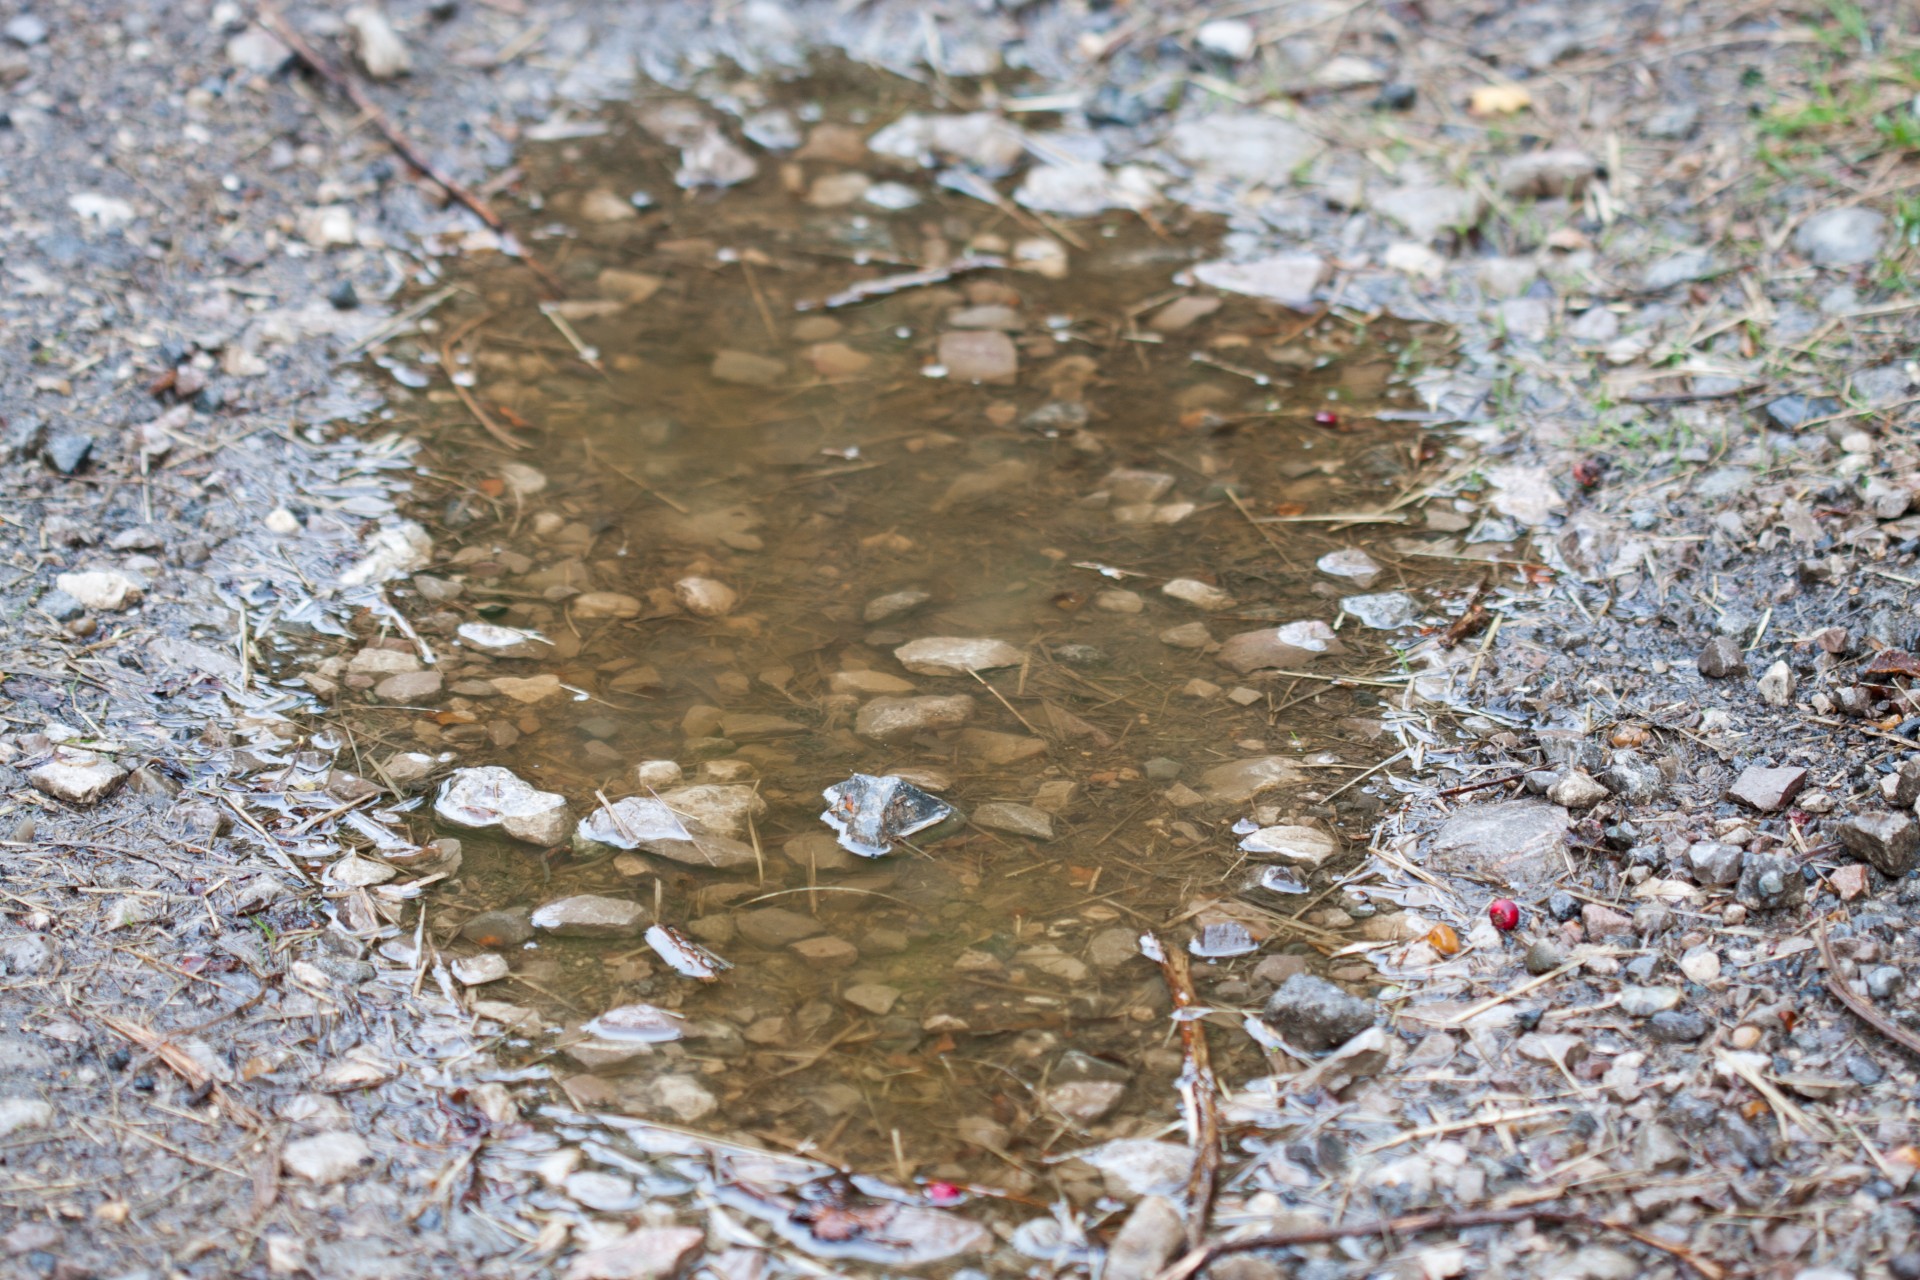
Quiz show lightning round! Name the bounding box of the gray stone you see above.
[1757,660,1795,707]
[1524,939,1565,975]
[864,588,930,623]
[1646,1010,1708,1043]
[855,695,974,742]
[972,802,1053,840]
[283,1131,373,1184]
[1697,636,1745,678]
[842,983,900,1015]
[436,767,570,845]
[1497,148,1600,199]
[1852,364,1912,408]
[456,909,533,951]
[1216,622,1345,674]
[1547,770,1609,809]
[894,636,1024,676]
[1197,756,1305,804]
[1867,965,1905,1000]
[0,935,53,976]
[1597,755,1665,804]
[374,669,443,702]
[1795,207,1887,267]
[27,747,127,806]
[531,896,647,939]
[1261,974,1376,1052]
[1645,102,1698,139]
[1642,249,1716,291]
[1686,841,1745,887]
[43,432,91,474]
[1728,765,1806,813]
[736,908,822,948]
[1617,985,1682,1017]
[1238,824,1338,867]
[1371,184,1484,240]
[1765,393,1842,429]
[1894,760,1920,808]
[1427,800,1570,889]
[1165,112,1321,186]
[1736,852,1806,912]
[1838,812,1920,876]
[1104,1197,1186,1280]
[5,14,50,45]
[36,589,82,621]
[1087,926,1142,970]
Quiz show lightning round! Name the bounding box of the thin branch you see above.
[1138,932,1221,1244]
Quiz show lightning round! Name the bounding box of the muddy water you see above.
[334,78,1462,1196]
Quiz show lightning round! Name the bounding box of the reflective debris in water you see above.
[644,924,732,982]
[581,1003,685,1044]
[820,773,956,857]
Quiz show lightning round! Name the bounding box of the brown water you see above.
[324,73,1465,1200]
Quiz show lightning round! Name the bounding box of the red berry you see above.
[1488,899,1521,932]
[1313,409,1340,428]
[924,1181,966,1206]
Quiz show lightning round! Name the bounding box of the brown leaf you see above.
[1863,649,1920,678]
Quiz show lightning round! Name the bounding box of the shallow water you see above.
[323,71,1468,1197]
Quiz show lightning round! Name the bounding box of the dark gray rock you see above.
[1867,965,1905,1000]
[1426,799,1570,890]
[37,589,82,621]
[1736,852,1806,912]
[1839,812,1920,876]
[1765,394,1842,430]
[1597,753,1665,804]
[1261,974,1376,1052]
[1895,759,1920,808]
[1697,636,1745,678]
[1646,1009,1707,1043]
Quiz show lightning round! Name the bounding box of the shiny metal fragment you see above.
[820,774,954,858]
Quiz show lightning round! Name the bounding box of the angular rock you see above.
[894,636,1023,676]
[1736,852,1806,912]
[1548,770,1609,809]
[1727,765,1806,813]
[674,576,738,617]
[1238,825,1338,867]
[863,588,931,623]
[1757,660,1795,707]
[1262,974,1376,1052]
[1795,206,1887,267]
[1104,1197,1186,1280]
[54,570,142,612]
[564,1227,706,1280]
[436,767,570,845]
[1371,184,1484,240]
[1216,621,1345,674]
[283,1131,372,1185]
[1427,800,1570,889]
[574,796,758,870]
[1197,756,1305,804]
[657,784,764,839]
[1497,148,1600,199]
[1838,812,1920,876]
[855,695,974,742]
[531,895,647,939]
[1646,1010,1708,1043]
[1192,254,1326,310]
[938,330,1019,384]
[972,802,1053,840]
[27,746,127,806]
[1686,841,1745,887]
[457,622,549,659]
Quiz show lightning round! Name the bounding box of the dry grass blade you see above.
[1818,924,1920,1058]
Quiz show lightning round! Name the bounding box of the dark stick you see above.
[1152,1206,1726,1280]
[1818,925,1920,1058]
[1139,932,1221,1244]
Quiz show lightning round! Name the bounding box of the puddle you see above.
[297,69,1472,1204]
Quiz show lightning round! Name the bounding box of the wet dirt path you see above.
[294,70,1471,1202]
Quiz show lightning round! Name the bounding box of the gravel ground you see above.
[8,0,1920,1276]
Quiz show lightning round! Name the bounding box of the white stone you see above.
[264,507,302,534]
[344,4,411,78]
[1758,660,1795,708]
[571,591,642,620]
[436,767,570,845]
[339,520,432,587]
[55,570,142,612]
[1238,825,1339,867]
[497,461,547,496]
[297,205,357,247]
[0,1098,53,1139]
[452,953,510,985]
[1161,578,1236,611]
[456,621,550,659]
[27,747,128,805]
[1195,18,1255,58]
[674,576,738,617]
[894,636,1024,675]
[633,760,684,789]
[1315,548,1381,586]
[283,1131,372,1184]
[648,1074,718,1123]
[1192,254,1326,310]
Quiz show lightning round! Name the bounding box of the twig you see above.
[259,8,547,281]
[1138,932,1220,1243]
[439,312,530,451]
[794,253,1007,311]
[1152,1205,1725,1280]
[1818,925,1920,1058]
